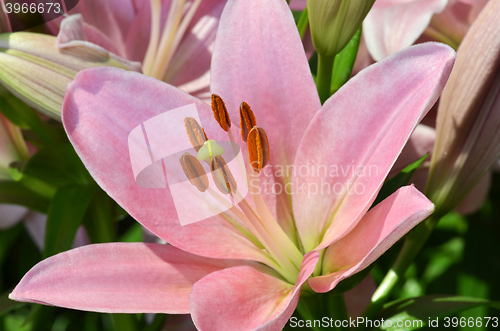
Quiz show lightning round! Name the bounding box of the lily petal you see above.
[62,67,270,264]
[292,43,454,252]
[57,14,121,56]
[309,186,434,293]
[190,251,319,331]
[66,0,130,57]
[364,0,449,60]
[9,243,239,313]
[210,0,320,237]
[211,0,321,169]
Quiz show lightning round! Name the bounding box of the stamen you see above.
[179,153,209,192]
[247,127,270,173]
[211,94,231,131]
[184,117,207,152]
[239,102,257,142]
[211,155,237,195]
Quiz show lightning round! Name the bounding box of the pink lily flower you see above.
[364,0,488,61]
[10,0,454,329]
[48,0,226,99]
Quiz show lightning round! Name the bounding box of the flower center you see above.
[179,95,305,284]
[142,0,202,80]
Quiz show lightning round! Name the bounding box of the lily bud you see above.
[426,0,500,214]
[307,0,375,56]
[0,113,28,180]
[0,32,140,120]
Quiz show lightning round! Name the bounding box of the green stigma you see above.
[197,140,224,162]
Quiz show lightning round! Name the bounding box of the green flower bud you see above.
[0,32,140,120]
[307,0,375,56]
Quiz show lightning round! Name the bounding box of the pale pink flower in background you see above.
[363,0,488,61]
[0,113,30,229]
[10,0,455,329]
[48,0,227,99]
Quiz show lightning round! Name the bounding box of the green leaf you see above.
[0,181,49,212]
[43,185,96,258]
[83,187,117,243]
[112,314,138,331]
[373,295,500,330]
[22,143,91,189]
[296,7,309,39]
[331,27,362,94]
[457,274,490,331]
[373,153,428,207]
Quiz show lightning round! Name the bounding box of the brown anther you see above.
[211,155,237,195]
[211,94,231,131]
[179,153,209,192]
[239,102,257,142]
[184,117,207,152]
[247,127,270,173]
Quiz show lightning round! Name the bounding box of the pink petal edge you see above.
[190,251,319,331]
[309,185,434,293]
[10,243,241,314]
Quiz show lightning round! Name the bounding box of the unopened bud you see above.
[308,0,375,56]
[0,32,140,120]
[426,0,500,214]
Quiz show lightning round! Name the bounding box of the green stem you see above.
[316,54,335,104]
[330,294,350,331]
[359,213,442,327]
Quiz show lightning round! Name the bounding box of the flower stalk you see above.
[317,54,335,103]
